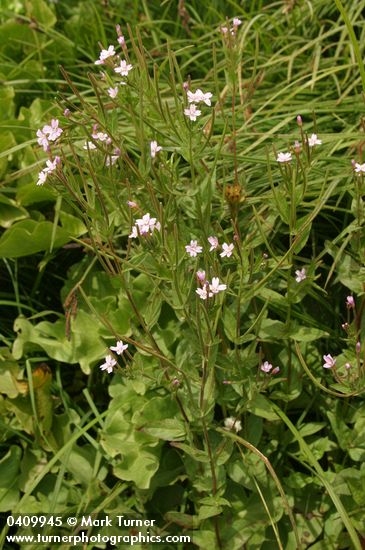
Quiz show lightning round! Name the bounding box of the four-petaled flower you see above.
[224,417,242,432]
[307,133,322,147]
[354,162,365,174]
[220,243,234,258]
[184,104,201,121]
[185,240,203,257]
[196,286,211,300]
[107,86,118,98]
[209,277,227,294]
[260,361,273,373]
[150,140,162,158]
[36,129,49,152]
[100,354,117,374]
[277,152,292,163]
[323,354,336,369]
[36,170,48,186]
[83,141,97,150]
[110,340,128,355]
[114,59,133,76]
[295,268,306,283]
[95,45,116,65]
[43,119,63,142]
[187,89,213,106]
[135,213,160,235]
[208,236,219,251]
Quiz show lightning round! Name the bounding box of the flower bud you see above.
[296,115,302,127]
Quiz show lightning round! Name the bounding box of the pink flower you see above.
[208,236,219,251]
[220,243,234,258]
[187,89,213,106]
[114,59,133,76]
[295,268,307,283]
[110,340,128,355]
[150,140,162,158]
[307,133,322,147]
[346,296,355,308]
[196,286,211,300]
[296,115,303,127]
[100,354,117,374]
[260,361,273,373]
[232,18,242,27]
[209,277,227,294]
[36,129,49,151]
[185,240,202,257]
[323,354,336,369]
[135,213,159,235]
[43,119,63,141]
[107,86,119,99]
[127,200,138,208]
[95,45,115,65]
[196,270,206,283]
[354,162,365,174]
[277,152,292,163]
[184,104,201,121]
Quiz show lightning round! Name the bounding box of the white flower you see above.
[150,140,162,158]
[185,240,203,257]
[184,104,201,121]
[220,243,234,258]
[95,45,115,65]
[277,152,292,163]
[233,17,242,27]
[187,89,213,106]
[100,354,117,374]
[114,59,133,76]
[36,170,48,186]
[209,277,227,294]
[107,86,119,98]
[260,361,273,373]
[83,141,97,150]
[323,354,336,369]
[110,340,128,355]
[354,162,365,174]
[307,133,322,147]
[224,417,242,432]
[295,268,307,283]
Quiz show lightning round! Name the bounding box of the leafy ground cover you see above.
[1,0,365,548]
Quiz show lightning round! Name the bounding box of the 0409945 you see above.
[6,516,63,527]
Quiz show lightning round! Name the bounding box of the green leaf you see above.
[143,419,186,441]
[246,394,278,421]
[0,220,71,258]
[0,446,21,511]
